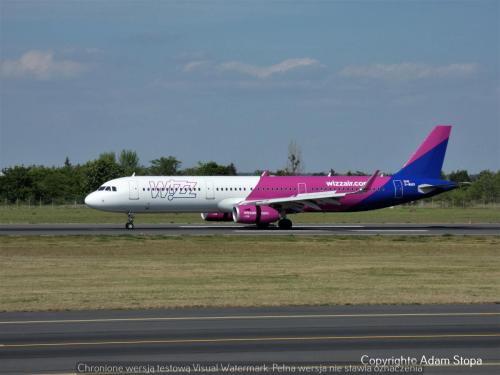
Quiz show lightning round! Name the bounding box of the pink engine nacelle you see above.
[232,205,280,224]
[201,212,234,222]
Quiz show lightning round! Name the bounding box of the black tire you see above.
[125,222,134,230]
[278,218,292,230]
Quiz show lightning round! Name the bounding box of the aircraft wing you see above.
[241,170,380,212]
[242,191,347,211]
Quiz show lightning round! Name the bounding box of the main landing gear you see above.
[125,212,135,230]
[278,218,293,230]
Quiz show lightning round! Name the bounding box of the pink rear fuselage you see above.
[246,175,392,212]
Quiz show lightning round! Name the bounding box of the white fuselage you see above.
[84,176,260,213]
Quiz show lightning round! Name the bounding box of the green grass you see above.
[1,235,498,311]
[0,205,499,224]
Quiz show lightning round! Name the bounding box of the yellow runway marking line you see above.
[1,312,499,325]
[2,333,500,348]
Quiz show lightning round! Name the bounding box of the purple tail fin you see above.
[397,125,452,178]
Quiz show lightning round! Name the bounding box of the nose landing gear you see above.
[125,212,135,230]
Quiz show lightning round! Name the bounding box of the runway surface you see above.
[1,304,499,374]
[0,223,499,236]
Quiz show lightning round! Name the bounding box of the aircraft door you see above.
[129,180,140,200]
[393,180,403,198]
[297,183,307,195]
[205,179,215,200]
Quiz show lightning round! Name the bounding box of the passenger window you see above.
[112,187,117,192]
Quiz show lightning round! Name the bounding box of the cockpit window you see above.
[98,186,105,191]
[112,186,117,192]
[105,186,111,191]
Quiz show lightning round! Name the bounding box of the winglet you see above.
[359,170,379,192]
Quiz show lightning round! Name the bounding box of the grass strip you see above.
[0,206,499,224]
[1,235,498,311]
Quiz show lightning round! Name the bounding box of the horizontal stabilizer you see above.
[418,182,458,194]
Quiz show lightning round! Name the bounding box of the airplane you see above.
[84,125,458,229]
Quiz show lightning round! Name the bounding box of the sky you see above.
[1,0,499,174]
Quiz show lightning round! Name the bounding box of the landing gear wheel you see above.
[126,212,135,230]
[278,218,293,230]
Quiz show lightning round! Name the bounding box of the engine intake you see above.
[201,212,234,222]
[232,205,280,224]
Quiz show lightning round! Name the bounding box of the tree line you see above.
[0,150,498,205]
[0,151,236,204]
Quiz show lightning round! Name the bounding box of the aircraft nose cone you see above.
[84,192,99,208]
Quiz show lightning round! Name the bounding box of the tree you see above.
[183,161,237,176]
[467,170,499,203]
[286,140,303,175]
[119,150,140,176]
[84,158,124,193]
[425,169,500,206]
[149,156,181,175]
[448,170,471,183]
[0,166,34,202]
[98,152,116,163]
[346,170,366,176]
[64,157,71,168]
[275,169,290,176]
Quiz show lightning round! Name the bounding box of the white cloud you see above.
[182,58,322,78]
[219,58,320,78]
[182,60,210,72]
[339,62,478,81]
[1,50,87,80]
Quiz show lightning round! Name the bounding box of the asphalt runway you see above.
[1,305,499,374]
[0,223,499,236]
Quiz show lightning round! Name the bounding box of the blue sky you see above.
[1,0,498,173]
